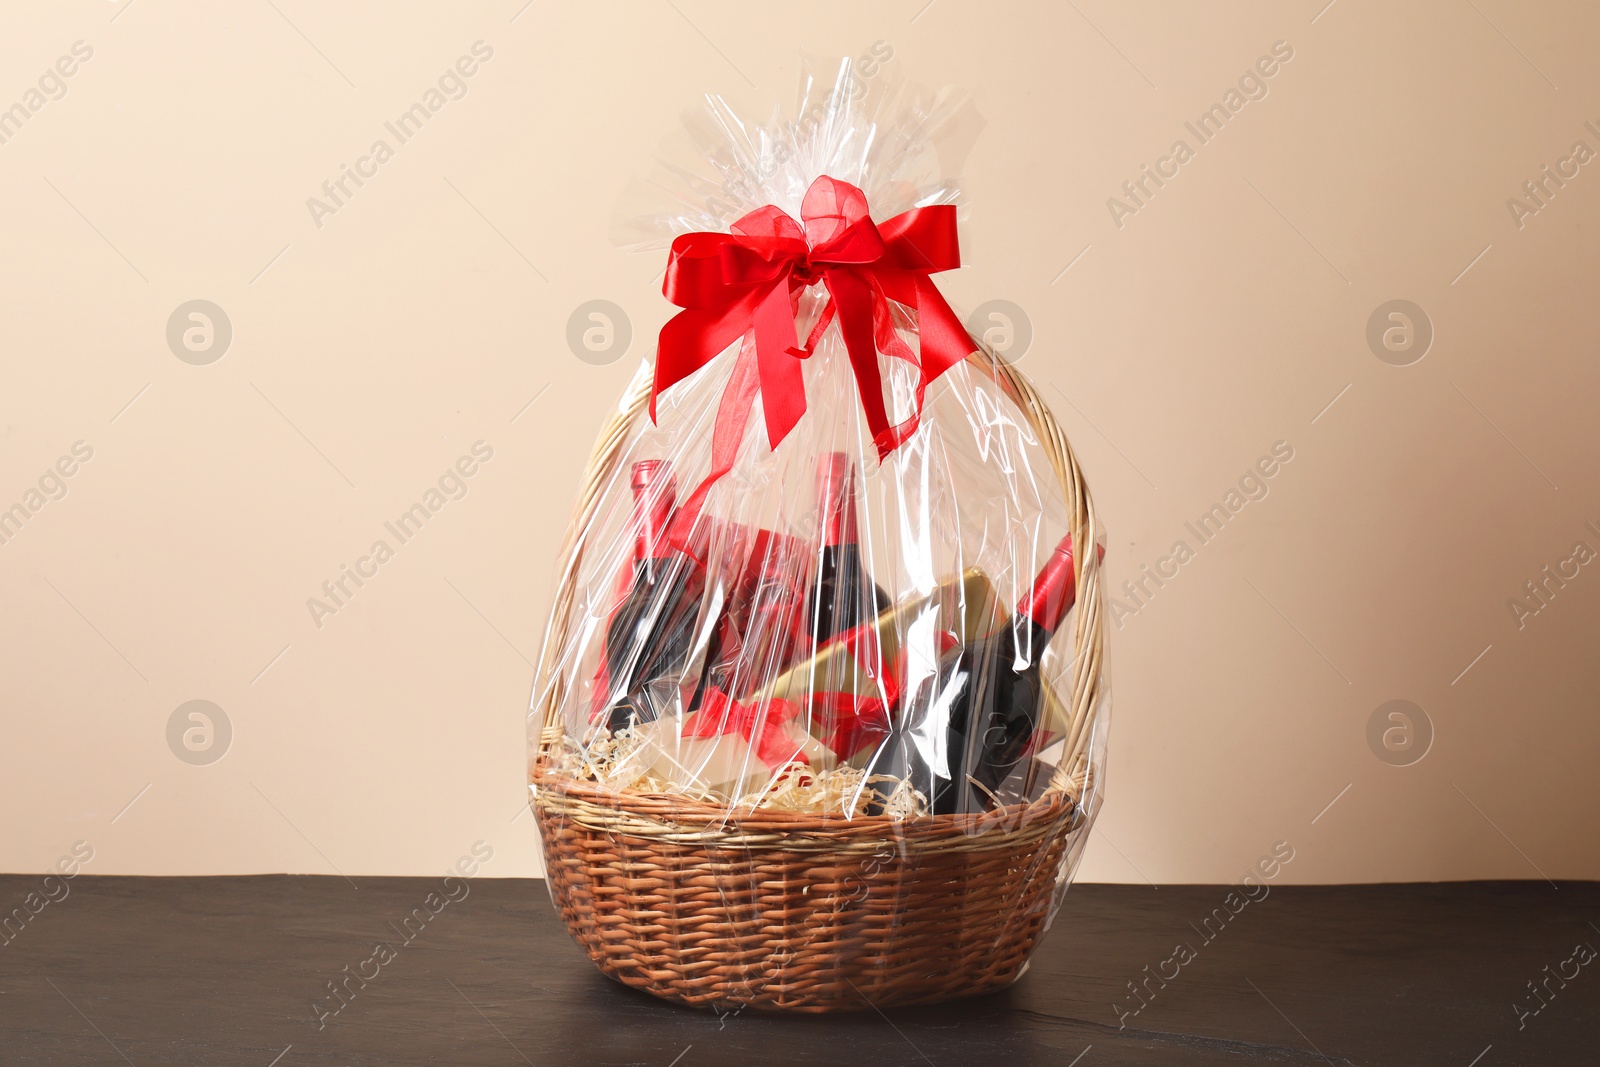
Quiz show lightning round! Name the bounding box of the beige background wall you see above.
[3,0,1597,885]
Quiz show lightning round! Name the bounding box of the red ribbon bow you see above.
[681,627,970,770]
[655,176,974,474]
[682,688,809,770]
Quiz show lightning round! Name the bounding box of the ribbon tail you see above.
[825,269,897,459]
[750,277,807,450]
[653,288,767,425]
[670,335,760,538]
[909,276,975,388]
[869,274,978,454]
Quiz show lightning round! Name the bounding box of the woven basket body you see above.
[531,349,1105,1013]
[534,770,1080,1011]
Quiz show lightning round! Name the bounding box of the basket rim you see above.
[532,757,1081,852]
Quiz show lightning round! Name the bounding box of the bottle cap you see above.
[631,458,671,494]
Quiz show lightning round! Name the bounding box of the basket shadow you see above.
[563,964,1075,1066]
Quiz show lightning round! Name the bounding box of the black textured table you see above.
[1,876,1593,1065]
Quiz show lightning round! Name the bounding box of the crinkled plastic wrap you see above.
[528,57,1110,1013]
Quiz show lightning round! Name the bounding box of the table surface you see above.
[0,876,1592,1066]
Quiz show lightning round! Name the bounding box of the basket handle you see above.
[530,347,1105,804]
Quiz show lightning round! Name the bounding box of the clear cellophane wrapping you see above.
[530,57,1109,839]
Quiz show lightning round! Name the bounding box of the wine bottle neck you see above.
[1001,613,1053,664]
[817,452,861,548]
[1015,534,1083,638]
[630,461,677,562]
[637,547,699,585]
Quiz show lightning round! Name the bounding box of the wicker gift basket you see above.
[527,60,1108,1013]
[529,352,1104,1012]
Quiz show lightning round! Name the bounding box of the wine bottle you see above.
[876,534,1095,816]
[722,528,812,697]
[602,460,707,733]
[806,452,890,645]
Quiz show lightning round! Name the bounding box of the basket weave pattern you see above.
[531,349,1105,1012]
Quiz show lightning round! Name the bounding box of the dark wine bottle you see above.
[877,534,1091,816]
[806,452,890,645]
[722,529,811,697]
[602,460,707,733]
